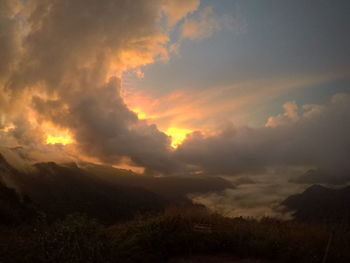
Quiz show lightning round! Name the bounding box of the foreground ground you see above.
[168,255,271,262]
[1,206,350,263]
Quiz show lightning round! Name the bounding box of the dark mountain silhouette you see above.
[0,153,233,224]
[82,163,232,201]
[0,181,37,225]
[0,154,23,190]
[0,155,37,224]
[291,169,350,185]
[15,161,166,224]
[282,184,350,223]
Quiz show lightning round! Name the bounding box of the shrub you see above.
[36,213,110,263]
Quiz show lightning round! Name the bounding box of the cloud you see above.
[0,0,202,172]
[176,93,350,183]
[0,0,20,82]
[1,0,349,182]
[0,0,23,127]
[123,75,329,134]
[162,0,200,27]
[181,6,224,40]
[265,101,299,127]
[180,4,244,41]
[290,168,350,185]
[190,168,301,219]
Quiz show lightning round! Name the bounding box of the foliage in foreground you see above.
[1,207,350,263]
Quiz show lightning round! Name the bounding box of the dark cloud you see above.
[231,176,256,186]
[32,77,178,172]
[0,0,19,81]
[1,0,349,180]
[1,0,200,172]
[176,93,350,183]
[0,0,21,123]
[290,169,350,185]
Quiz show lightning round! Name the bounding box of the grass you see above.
[0,206,350,263]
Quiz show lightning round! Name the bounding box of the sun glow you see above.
[0,124,15,132]
[42,122,74,145]
[46,134,74,145]
[132,108,148,119]
[166,127,192,148]
[131,107,159,120]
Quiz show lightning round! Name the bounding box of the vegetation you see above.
[1,156,350,262]
[1,207,350,263]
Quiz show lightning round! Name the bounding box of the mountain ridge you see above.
[282,184,350,223]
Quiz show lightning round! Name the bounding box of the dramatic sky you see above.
[1,0,350,195]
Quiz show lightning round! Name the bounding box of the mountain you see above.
[282,184,350,223]
[0,155,37,224]
[0,152,233,224]
[0,153,23,192]
[0,154,166,224]
[0,181,37,225]
[82,163,233,201]
[15,161,166,224]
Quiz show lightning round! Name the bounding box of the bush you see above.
[107,207,350,263]
[1,207,350,263]
[36,213,110,263]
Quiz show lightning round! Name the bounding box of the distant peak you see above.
[33,162,60,171]
[304,184,330,194]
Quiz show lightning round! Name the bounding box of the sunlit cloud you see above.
[123,74,334,138]
[132,109,148,120]
[42,122,75,146]
[181,6,223,40]
[0,0,208,172]
[165,127,192,148]
[1,0,349,177]
[46,134,74,145]
[0,124,15,133]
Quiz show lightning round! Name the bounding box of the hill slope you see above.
[0,153,233,224]
[282,184,350,223]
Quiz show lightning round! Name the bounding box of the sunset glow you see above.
[1,1,350,259]
[165,127,192,148]
[132,108,149,120]
[131,104,192,148]
[44,125,74,145]
[46,134,74,145]
[0,124,15,133]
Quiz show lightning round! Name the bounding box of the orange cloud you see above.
[46,134,74,145]
[162,0,200,26]
[165,127,192,148]
[181,6,222,40]
[0,0,206,172]
[41,122,75,145]
[265,101,299,127]
[123,74,333,141]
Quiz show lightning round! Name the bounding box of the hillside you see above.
[82,163,233,200]
[0,153,233,224]
[1,156,350,262]
[282,184,350,223]
[0,181,36,225]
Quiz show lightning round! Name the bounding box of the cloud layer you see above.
[176,93,350,183]
[0,0,205,171]
[1,0,349,185]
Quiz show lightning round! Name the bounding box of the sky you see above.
[124,0,350,130]
[0,0,350,195]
